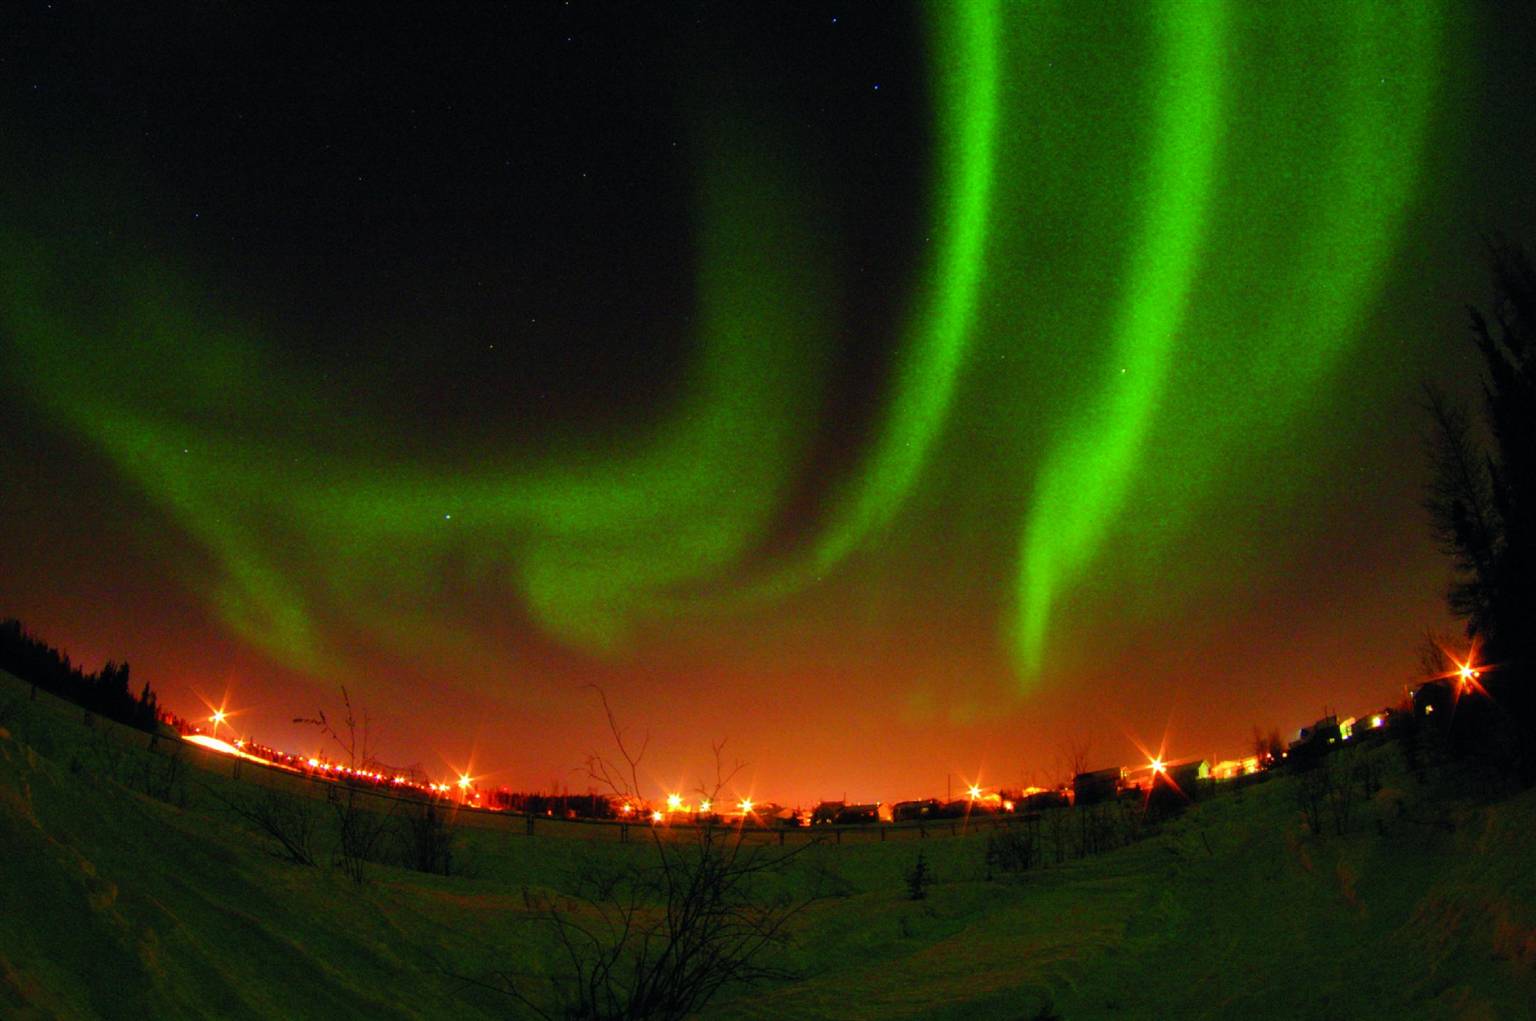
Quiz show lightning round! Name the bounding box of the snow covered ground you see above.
[2,670,1532,1019]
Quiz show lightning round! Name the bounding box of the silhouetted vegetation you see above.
[397,798,456,877]
[984,825,1038,875]
[1423,239,1536,780]
[487,790,614,819]
[906,850,934,899]
[491,688,809,1020]
[298,686,390,884]
[0,619,161,733]
[213,784,321,866]
[1252,725,1285,767]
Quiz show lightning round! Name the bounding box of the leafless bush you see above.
[985,823,1038,874]
[214,783,319,866]
[491,688,812,1020]
[1045,806,1070,864]
[1325,776,1355,835]
[139,743,188,807]
[1294,749,1372,839]
[1323,749,1375,836]
[1077,803,1118,857]
[396,797,456,876]
[298,686,391,884]
[329,783,392,884]
[1116,796,1153,842]
[906,851,934,899]
[1351,750,1384,801]
[1296,762,1331,836]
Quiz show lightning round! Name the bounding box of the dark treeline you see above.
[487,790,615,819]
[0,618,161,733]
[1424,239,1536,780]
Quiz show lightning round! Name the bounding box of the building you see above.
[1073,766,1125,806]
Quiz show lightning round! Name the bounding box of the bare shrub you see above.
[214,783,319,866]
[985,824,1038,874]
[1324,751,1363,836]
[140,743,189,807]
[1295,761,1331,836]
[1352,750,1384,801]
[1045,806,1070,864]
[397,797,456,876]
[906,851,934,899]
[297,686,392,884]
[1117,795,1153,841]
[1077,803,1118,857]
[491,688,812,1020]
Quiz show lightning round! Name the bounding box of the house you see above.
[1412,681,1452,722]
[1287,715,1342,766]
[892,799,943,822]
[1073,766,1124,806]
[811,801,845,826]
[833,803,888,825]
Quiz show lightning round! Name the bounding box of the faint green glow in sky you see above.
[0,2,1448,696]
[1013,3,1225,678]
[2,141,835,668]
[1007,0,1443,681]
[803,1,999,576]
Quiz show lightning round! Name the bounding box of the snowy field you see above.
[2,669,1533,1019]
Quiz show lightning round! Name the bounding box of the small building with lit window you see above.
[1073,766,1125,806]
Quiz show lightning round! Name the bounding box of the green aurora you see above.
[2,1,1452,705]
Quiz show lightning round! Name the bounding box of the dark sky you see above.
[3,2,1534,804]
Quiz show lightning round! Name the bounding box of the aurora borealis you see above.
[3,3,1534,803]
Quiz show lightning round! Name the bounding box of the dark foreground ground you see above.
[2,670,1533,1019]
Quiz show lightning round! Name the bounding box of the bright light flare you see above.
[193,689,240,739]
[698,799,712,813]
[738,798,754,814]
[967,784,983,801]
[1435,640,1491,699]
[1128,724,1185,804]
[650,810,664,823]
[182,733,272,766]
[666,793,684,812]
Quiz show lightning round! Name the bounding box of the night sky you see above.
[3,2,1534,805]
